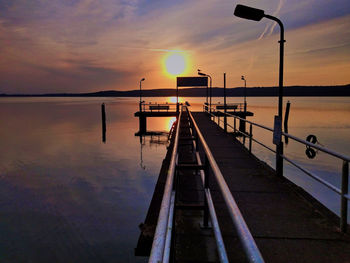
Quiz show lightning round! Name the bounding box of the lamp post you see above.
[198,69,212,113]
[241,75,247,113]
[139,78,145,111]
[234,4,285,177]
[224,73,227,132]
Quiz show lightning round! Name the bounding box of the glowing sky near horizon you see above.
[0,0,350,93]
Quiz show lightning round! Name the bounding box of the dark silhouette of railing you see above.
[205,104,350,233]
[139,102,178,113]
[149,105,264,263]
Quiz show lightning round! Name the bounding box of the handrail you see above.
[204,104,349,232]
[211,102,245,111]
[281,131,350,162]
[139,102,179,113]
[162,191,175,262]
[281,154,343,196]
[141,102,178,105]
[188,110,265,263]
[193,149,229,263]
[216,107,349,162]
[149,106,183,262]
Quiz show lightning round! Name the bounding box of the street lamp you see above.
[197,69,208,105]
[198,69,212,113]
[241,75,247,113]
[234,4,286,177]
[139,78,145,111]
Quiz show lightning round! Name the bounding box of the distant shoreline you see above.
[1,84,349,97]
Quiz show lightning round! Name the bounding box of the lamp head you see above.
[241,76,245,80]
[141,78,145,81]
[234,4,265,21]
[198,72,206,76]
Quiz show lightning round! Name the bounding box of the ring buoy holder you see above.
[305,134,318,159]
[306,134,317,144]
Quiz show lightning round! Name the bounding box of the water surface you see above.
[0,97,169,262]
[0,96,349,262]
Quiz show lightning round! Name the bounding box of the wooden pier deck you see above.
[136,110,350,262]
[191,112,350,262]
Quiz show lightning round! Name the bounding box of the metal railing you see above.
[148,105,182,262]
[149,105,264,262]
[204,104,350,232]
[205,103,245,112]
[139,102,178,112]
[186,109,229,263]
[188,108,265,263]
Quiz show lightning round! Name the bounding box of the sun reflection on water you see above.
[166,96,184,104]
[167,96,177,103]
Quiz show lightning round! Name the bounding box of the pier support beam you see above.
[239,118,246,134]
[139,116,147,134]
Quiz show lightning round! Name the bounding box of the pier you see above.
[135,104,350,262]
[134,101,253,135]
[134,102,178,135]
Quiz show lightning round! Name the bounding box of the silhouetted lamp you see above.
[139,78,145,111]
[234,5,265,21]
[234,4,286,177]
[197,69,212,113]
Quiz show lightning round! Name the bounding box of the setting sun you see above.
[163,52,190,78]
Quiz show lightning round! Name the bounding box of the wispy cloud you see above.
[258,0,285,40]
[0,0,349,93]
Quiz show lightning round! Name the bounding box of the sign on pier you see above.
[177,77,208,87]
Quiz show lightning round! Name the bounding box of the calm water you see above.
[0,96,349,262]
[0,97,169,263]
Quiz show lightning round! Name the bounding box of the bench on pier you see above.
[149,105,170,112]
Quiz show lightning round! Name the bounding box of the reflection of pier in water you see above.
[135,103,350,262]
[139,132,169,170]
[134,102,178,135]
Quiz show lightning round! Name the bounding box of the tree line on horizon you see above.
[1,84,349,97]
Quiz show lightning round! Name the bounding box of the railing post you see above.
[234,117,236,133]
[224,72,227,133]
[203,155,209,227]
[341,161,349,233]
[224,114,227,133]
[276,142,284,177]
[249,124,253,153]
[188,113,195,153]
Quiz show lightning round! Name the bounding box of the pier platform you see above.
[136,110,350,262]
[191,112,350,262]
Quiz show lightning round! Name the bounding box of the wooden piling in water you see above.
[101,103,106,143]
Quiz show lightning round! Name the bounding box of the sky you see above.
[0,0,350,94]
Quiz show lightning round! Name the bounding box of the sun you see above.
[165,53,185,75]
[163,52,189,78]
